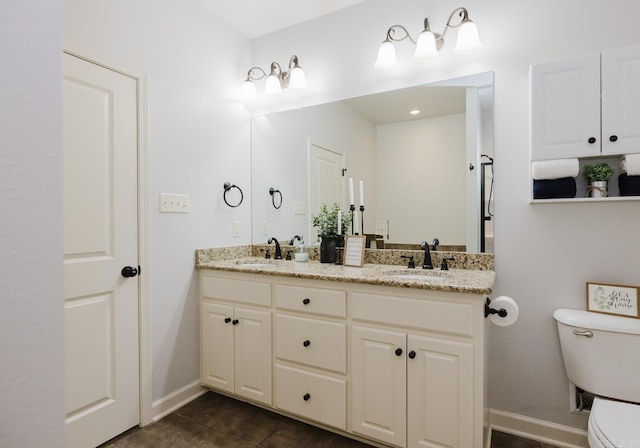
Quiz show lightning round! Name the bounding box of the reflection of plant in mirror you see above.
[311,203,352,238]
[583,163,614,182]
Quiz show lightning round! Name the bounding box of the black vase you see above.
[319,236,337,263]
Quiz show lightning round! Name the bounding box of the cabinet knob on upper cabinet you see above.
[303,393,311,401]
[224,317,231,324]
[303,298,310,305]
[232,319,239,325]
[395,348,403,356]
[610,135,618,142]
[303,340,311,347]
[588,137,597,144]
[408,351,416,359]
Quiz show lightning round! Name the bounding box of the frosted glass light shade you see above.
[265,74,282,95]
[289,66,306,89]
[414,30,439,59]
[454,20,482,54]
[374,40,397,70]
[241,80,256,99]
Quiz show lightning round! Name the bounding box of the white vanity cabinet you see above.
[273,283,348,430]
[531,44,640,160]
[350,290,482,448]
[200,273,272,406]
[199,268,489,448]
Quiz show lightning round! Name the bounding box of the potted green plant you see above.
[583,162,614,197]
[311,203,352,263]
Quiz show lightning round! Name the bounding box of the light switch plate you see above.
[160,193,190,213]
[293,202,307,215]
[232,221,241,237]
[262,220,269,235]
[375,220,388,238]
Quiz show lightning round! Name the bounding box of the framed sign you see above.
[586,282,640,318]
[343,235,366,267]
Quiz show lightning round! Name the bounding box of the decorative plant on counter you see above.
[583,162,614,198]
[311,203,352,238]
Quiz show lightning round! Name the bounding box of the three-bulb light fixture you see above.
[241,55,306,99]
[375,7,482,69]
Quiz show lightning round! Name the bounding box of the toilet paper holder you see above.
[484,298,508,318]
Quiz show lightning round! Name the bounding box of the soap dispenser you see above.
[295,239,309,262]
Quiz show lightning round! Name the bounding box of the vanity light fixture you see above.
[241,55,306,99]
[374,7,482,70]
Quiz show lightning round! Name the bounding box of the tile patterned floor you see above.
[100,391,561,448]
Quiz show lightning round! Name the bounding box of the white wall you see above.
[377,114,466,245]
[63,0,251,402]
[0,2,65,447]
[251,0,640,430]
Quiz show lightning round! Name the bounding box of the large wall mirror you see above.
[251,72,494,253]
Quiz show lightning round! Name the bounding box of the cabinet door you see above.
[201,302,234,393]
[407,335,473,448]
[234,306,272,405]
[602,45,640,155]
[351,326,406,447]
[530,53,601,160]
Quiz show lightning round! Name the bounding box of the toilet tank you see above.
[553,308,640,403]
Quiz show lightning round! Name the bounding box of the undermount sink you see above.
[384,270,449,281]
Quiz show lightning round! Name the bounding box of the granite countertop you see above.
[197,257,495,295]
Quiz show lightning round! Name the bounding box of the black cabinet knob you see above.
[395,348,403,356]
[232,319,239,325]
[303,298,310,305]
[303,340,311,347]
[610,135,618,142]
[224,317,231,324]
[588,137,596,144]
[121,266,138,278]
[303,393,311,401]
[408,351,416,359]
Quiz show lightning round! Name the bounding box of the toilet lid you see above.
[589,397,640,447]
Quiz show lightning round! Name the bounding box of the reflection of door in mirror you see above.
[309,143,344,243]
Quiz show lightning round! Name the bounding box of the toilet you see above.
[553,309,640,448]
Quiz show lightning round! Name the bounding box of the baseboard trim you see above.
[490,409,588,448]
[151,380,207,422]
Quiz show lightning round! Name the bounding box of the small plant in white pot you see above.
[584,163,614,197]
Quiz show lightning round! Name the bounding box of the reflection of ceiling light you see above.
[409,109,421,115]
[242,55,306,99]
[375,7,482,70]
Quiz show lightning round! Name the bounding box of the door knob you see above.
[408,351,416,359]
[121,266,138,278]
[395,348,403,356]
[303,393,311,401]
[303,340,311,347]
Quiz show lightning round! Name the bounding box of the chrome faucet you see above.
[268,237,282,259]
[420,241,434,269]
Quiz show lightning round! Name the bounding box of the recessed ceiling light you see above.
[409,109,421,115]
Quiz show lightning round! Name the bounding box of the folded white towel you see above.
[620,154,640,176]
[531,158,580,180]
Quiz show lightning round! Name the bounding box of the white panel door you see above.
[234,307,272,405]
[63,52,139,448]
[308,143,344,241]
[351,325,406,447]
[407,335,473,448]
[602,44,640,155]
[201,302,235,393]
[530,53,601,160]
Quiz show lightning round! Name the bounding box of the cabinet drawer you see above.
[201,275,271,307]
[275,363,346,430]
[275,314,346,373]
[274,284,346,318]
[351,292,474,337]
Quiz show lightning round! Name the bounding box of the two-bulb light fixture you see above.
[241,55,306,99]
[374,7,482,70]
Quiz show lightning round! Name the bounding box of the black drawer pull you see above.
[610,135,618,142]
[395,348,403,356]
[224,317,231,324]
[408,351,416,359]
[232,319,239,325]
[303,298,310,305]
[303,393,311,401]
[303,340,311,347]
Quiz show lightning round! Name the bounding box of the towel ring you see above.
[269,187,282,209]
[223,182,243,208]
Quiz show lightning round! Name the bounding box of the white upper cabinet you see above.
[531,44,640,160]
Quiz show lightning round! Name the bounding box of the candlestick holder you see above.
[350,204,356,235]
[359,205,365,236]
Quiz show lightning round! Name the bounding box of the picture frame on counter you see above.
[586,282,640,319]
[343,235,366,267]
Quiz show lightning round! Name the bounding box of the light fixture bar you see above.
[241,55,306,99]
